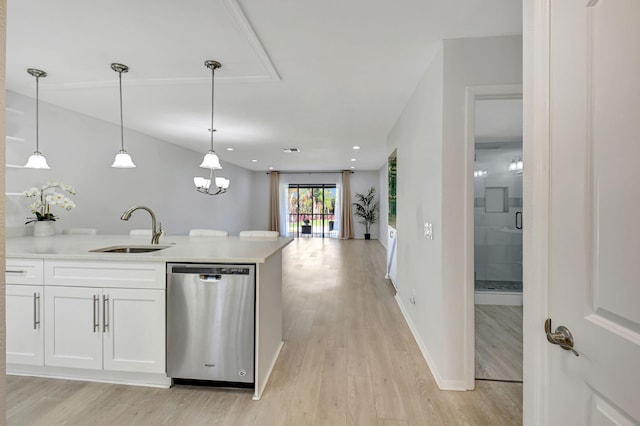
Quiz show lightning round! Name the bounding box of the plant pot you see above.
[364,233,371,240]
[33,220,56,237]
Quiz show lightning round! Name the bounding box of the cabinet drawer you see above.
[45,260,165,289]
[6,258,44,285]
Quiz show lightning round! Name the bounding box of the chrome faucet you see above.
[120,205,163,244]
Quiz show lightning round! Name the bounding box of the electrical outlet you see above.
[424,222,433,240]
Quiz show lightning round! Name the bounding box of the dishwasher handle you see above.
[170,265,251,275]
[199,274,222,282]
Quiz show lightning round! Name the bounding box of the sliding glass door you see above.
[287,184,336,238]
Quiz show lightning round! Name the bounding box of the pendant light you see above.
[194,60,230,195]
[111,63,136,168]
[24,68,50,169]
[508,158,523,174]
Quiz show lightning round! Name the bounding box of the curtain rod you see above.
[265,170,354,175]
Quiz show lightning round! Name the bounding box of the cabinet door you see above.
[103,288,165,374]
[44,286,102,369]
[6,285,44,366]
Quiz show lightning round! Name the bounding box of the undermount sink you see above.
[90,245,171,254]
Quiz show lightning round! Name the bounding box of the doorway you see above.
[467,92,524,385]
[287,184,337,238]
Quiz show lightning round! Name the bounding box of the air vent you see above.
[283,148,300,153]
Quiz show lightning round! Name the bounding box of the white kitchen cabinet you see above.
[103,288,165,373]
[6,258,45,366]
[44,286,165,374]
[44,286,103,369]
[43,260,166,375]
[6,285,44,366]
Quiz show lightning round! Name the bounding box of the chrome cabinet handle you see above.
[93,295,99,332]
[545,318,579,356]
[515,211,523,230]
[33,292,41,330]
[7,269,26,274]
[103,295,109,333]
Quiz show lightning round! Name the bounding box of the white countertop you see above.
[6,234,293,263]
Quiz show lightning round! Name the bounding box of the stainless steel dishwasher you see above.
[167,263,255,385]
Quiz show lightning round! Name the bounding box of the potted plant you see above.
[301,217,312,235]
[24,181,76,237]
[353,186,378,240]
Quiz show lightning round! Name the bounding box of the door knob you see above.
[545,318,579,356]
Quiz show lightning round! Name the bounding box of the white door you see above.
[543,0,640,423]
[6,285,44,366]
[102,288,165,374]
[44,286,103,369]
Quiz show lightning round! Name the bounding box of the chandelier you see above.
[194,60,229,195]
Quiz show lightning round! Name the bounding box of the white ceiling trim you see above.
[223,0,281,82]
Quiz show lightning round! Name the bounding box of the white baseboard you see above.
[7,364,171,388]
[394,295,466,391]
[474,291,523,306]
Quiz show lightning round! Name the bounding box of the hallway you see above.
[7,238,522,425]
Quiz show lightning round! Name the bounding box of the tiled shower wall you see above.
[474,147,523,283]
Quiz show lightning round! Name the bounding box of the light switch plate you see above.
[424,222,433,240]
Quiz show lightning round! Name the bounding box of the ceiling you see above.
[6,0,522,172]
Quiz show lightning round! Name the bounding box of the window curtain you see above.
[278,173,291,237]
[339,170,354,239]
[334,173,342,239]
[268,171,280,233]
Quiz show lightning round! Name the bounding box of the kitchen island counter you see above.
[6,234,292,263]
[5,234,292,400]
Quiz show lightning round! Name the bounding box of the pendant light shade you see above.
[24,68,50,169]
[25,152,50,169]
[111,63,136,168]
[508,158,523,174]
[194,177,211,190]
[194,60,229,195]
[199,149,222,169]
[112,150,136,168]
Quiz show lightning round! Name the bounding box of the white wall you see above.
[249,170,381,239]
[387,35,522,389]
[6,91,254,236]
[250,171,270,231]
[388,42,445,380]
[441,36,522,383]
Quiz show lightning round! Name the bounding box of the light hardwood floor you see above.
[475,305,523,382]
[7,239,522,425]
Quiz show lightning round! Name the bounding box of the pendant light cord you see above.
[211,66,216,151]
[118,70,125,151]
[35,75,40,153]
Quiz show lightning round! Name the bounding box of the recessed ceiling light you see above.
[226,147,234,151]
[283,148,300,153]
[252,159,258,163]
[350,158,357,162]
[350,166,356,169]
[352,146,360,150]
[268,166,274,170]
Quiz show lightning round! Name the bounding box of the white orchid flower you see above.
[24,181,76,221]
